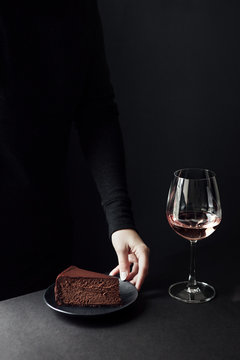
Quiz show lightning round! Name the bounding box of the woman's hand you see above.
[109,229,150,291]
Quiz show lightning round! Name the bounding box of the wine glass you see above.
[166,168,222,303]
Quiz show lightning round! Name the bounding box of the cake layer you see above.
[54,266,121,307]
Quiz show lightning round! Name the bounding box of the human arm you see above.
[73,0,136,237]
[73,0,149,288]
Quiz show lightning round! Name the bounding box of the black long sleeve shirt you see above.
[0,1,136,240]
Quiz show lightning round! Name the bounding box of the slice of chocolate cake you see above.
[54,266,121,306]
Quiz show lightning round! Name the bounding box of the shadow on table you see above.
[53,293,148,328]
[52,285,171,328]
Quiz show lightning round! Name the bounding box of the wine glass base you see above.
[168,281,216,303]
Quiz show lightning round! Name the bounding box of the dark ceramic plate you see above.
[43,279,138,316]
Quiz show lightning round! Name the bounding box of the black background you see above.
[66,0,240,293]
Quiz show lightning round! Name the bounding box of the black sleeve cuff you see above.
[102,197,137,239]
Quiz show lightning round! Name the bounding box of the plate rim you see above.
[43,280,138,317]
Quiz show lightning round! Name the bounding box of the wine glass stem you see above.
[187,240,198,290]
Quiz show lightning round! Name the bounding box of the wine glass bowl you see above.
[166,168,222,303]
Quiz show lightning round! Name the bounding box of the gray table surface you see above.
[1,286,240,360]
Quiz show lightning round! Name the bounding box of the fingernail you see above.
[120,272,127,281]
[109,272,113,276]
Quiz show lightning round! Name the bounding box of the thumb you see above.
[116,248,130,281]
